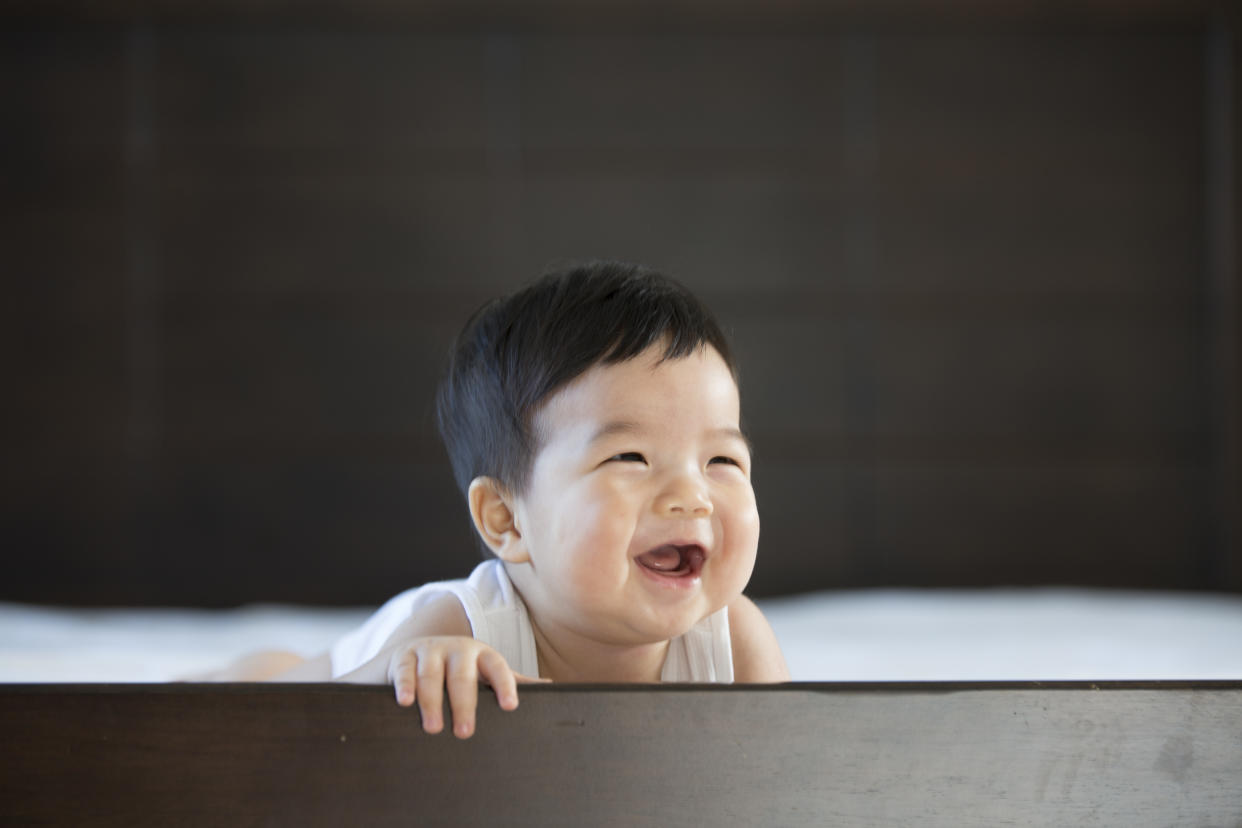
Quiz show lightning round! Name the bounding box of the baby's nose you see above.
[655,476,713,517]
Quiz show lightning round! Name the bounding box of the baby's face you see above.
[504,343,759,649]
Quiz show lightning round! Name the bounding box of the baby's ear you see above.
[467,476,530,564]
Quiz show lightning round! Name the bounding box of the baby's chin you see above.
[616,596,734,643]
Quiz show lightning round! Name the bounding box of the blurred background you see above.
[4,1,1239,607]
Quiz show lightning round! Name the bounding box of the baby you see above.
[225,260,788,736]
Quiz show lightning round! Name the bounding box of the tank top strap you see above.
[661,605,734,682]
[442,560,541,678]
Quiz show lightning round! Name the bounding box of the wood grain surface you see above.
[2,682,1239,826]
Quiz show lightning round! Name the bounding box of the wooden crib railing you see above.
[3,682,1240,826]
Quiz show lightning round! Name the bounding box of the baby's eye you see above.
[609,452,647,463]
[709,456,742,468]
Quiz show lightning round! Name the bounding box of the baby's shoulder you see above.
[332,585,473,677]
[726,595,790,682]
[405,590,471,637]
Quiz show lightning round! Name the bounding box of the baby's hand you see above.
[387,636,542,739]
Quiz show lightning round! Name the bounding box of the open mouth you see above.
[635,544,706,579]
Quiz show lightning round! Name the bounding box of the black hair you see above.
[436,260,737,503]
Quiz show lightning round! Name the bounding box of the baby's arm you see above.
[184,650,329,681]
[727,595,791,682]
[335,592,533,739]
[193,594,529,738]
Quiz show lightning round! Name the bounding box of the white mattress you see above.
[2,588,1240,683]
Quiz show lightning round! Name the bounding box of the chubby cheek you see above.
[548,479,638,586]
[718,492,761,587]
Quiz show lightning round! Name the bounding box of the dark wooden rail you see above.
[2,682,1240,826]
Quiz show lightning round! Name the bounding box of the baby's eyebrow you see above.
[712,426,754,456]
[587,420,643,444]
[587,421,753,455]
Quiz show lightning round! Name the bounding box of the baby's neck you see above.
[530,622,669,683]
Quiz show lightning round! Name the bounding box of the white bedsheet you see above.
[2,588,1240,683]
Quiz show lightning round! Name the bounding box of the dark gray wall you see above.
[4,3,1239,604]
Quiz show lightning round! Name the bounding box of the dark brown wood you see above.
[1,683,1240,826]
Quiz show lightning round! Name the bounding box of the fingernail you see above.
[455,720,473,738]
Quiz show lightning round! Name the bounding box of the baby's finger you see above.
[444,651,481,739]
[477,648,519,711]
[388,648,419,707]
[514,672,552,684]
[414,649,446,734]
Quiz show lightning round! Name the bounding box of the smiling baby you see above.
[228,260,788,737]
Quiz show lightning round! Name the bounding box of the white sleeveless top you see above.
[330,559,734,682]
